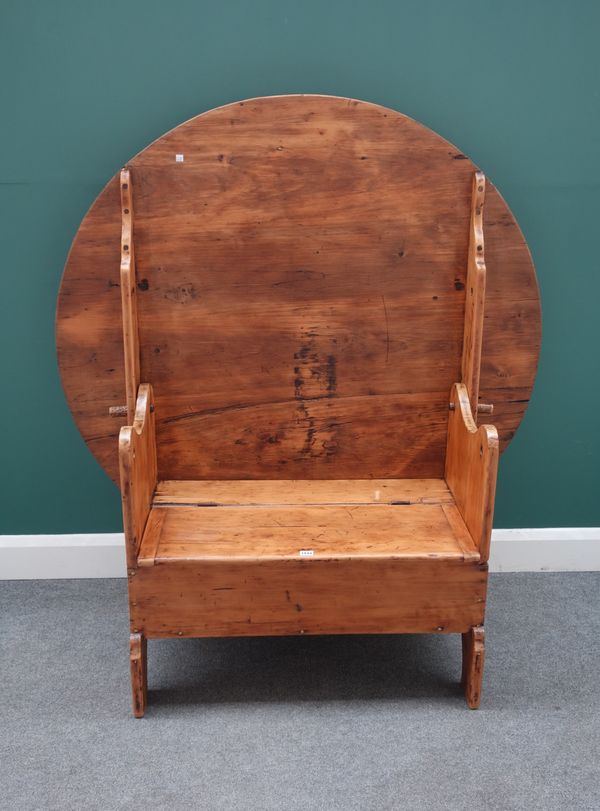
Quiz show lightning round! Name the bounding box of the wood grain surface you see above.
[462,625,485,709]
[446,383,499,562]
[119,169,141,422]
[129,557,487,638]
[118,384,157,568]
[56,94,541,482]
[152,478,454,505]
[461,172,487,416]
[137,501,479,565]
[129,632,147,718]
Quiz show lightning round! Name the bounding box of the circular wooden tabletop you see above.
[56,95,541,483]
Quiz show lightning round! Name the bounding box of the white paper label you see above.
[175,154,185,162]
[299,549,314,557]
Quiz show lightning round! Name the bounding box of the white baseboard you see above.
[0,534,127,580]
[489,527,600,572]
[1,528,599,580]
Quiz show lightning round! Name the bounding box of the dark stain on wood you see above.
[292,329,339,459]
[326,354,337,396]
[294,334,337,400]
[164,284,198,303]
[257,429,285,450]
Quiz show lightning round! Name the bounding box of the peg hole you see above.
[123,208,129,214]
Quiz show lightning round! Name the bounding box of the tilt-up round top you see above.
[56,94,541,483]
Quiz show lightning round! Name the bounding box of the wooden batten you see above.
[461,171,487,419]
[119,168,140,423]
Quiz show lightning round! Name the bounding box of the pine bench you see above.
[56,95,541,716]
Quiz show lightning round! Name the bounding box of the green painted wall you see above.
[1,0,598,534]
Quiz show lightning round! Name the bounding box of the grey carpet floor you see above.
[1,574,599,811]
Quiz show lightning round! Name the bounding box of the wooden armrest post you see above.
[445,383,498,562]
[119,384,157,570]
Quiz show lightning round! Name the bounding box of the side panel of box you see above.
[129,558,487,638]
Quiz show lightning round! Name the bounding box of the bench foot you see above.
[130,633,147,717]
[461,625,485,709]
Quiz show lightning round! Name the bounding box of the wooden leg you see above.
[461,626,485,709]
[130,633,147,718]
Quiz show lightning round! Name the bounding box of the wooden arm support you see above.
[461,172,487,417]
[119,384,157,570]
[445,383,499,562]
[120,168,140,423]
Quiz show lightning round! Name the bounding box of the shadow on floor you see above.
[148,632,464,707]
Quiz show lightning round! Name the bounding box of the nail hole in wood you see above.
[124,208,129,214]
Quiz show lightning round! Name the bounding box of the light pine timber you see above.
[445,382,499,562]
[119,384,157,569]
[137,502,479,565]
[461,172,487,417]
[153,478,454,506]
[119,168,140,423]
[129,558,487,639]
